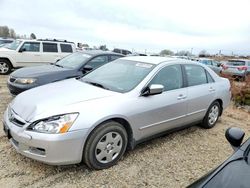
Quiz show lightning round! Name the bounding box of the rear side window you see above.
[227,60,246,66]
[86,55,109,69]
[43,43,58,52]
[206,71,214,83]
[184,65,207,86]
[20,42,40,52]
[60,44,73,53]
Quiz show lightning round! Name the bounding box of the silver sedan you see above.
[3,56,231,169]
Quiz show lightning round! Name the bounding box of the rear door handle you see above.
[177,94,187,100]
[209,87,215,92]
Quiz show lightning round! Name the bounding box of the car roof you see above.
[199,58,213,60]
[80,50,124,56]
[121,56,179,65]
[228,59,250,62]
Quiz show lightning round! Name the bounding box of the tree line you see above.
[0,25,36,39]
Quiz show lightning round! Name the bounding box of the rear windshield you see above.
[227,60,246,66]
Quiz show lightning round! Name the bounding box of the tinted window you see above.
[60,44,73,53]
[227,60,246,66]
[20,42,40,52]
[150,65,183,91]
[185,65,207,86]
[43,43,58,52]
[87,56,109,69]
[56,52,91,69]
[110,55,122,61]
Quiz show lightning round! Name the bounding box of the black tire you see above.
[201,101,221,129]
[83,121,128,170]
[0,59,12,75]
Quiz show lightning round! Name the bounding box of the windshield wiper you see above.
[54,64,64,68]
[84,81,110,90]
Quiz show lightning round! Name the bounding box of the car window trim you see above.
[20,41,41,52]
[183,64,210,87]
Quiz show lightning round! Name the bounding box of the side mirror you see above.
[83,65,93,72]
[142,84,164,96]
[19,48,26,53]
[225,127,245,151]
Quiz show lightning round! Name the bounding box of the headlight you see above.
[28,113,79,134]
[15,78,36,84]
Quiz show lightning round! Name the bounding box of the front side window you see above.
[43,43,58,52]
[110,55,122,61]
[60,44,73,53]
[86,56,109,69]
[149,65,183,91]
[56,52,92,69]
[184,65,207,86]
[20,42,40,52]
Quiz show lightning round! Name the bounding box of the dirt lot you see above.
[0,75,250,188]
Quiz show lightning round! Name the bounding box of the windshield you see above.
[56,52,92,69]
[6,40,22,50]
[227,60,246,66]
[81,59,155,93]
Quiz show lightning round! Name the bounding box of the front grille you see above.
[11,117,25,127]
[9,76,16,83]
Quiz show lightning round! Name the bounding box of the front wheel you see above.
[201,101,221,129]
[83,121,128,170]
[0,59,12,75]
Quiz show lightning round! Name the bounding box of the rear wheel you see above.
[83,121,128,170]
[0,59,12,75]
[201,101,221,129]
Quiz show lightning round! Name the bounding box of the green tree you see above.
[0,26,10,37]
[30,33,36,39]
[160,49,174,56]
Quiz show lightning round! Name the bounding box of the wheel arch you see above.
[83,116,135,157]
[214,98,223,116]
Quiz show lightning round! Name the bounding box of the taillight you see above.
[237,66,247,71]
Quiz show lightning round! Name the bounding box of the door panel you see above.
[15,42,42,67]
[183,64,216,123]
[129,64,188,140]
[130,88,188,140]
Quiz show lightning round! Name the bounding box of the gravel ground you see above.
[0,75,250,188]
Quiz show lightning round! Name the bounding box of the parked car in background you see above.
[113,48,132,55]
[3,56,231,169]
[221,59,250,80]
[7,50,123,95]
[198,58,222,75]
[188,127,250,188]
[0,39,76,75]
[0,38,14,48]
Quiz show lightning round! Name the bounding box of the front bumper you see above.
[3,110,89,165]
[7,80,37,95]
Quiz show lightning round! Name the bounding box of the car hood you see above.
[11,78,118,121]
[0,47,14,52]
[11,65,73,77]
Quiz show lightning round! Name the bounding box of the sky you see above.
[0,0,249,55]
